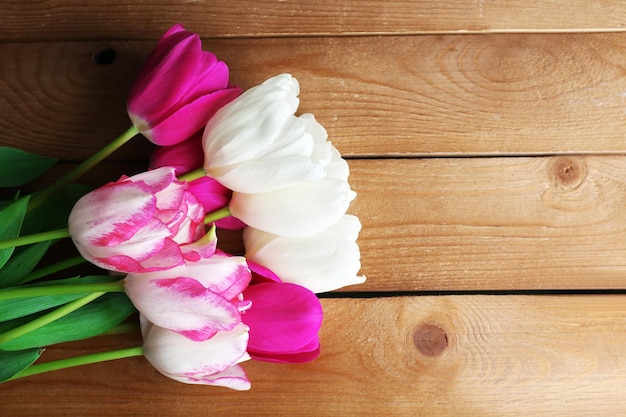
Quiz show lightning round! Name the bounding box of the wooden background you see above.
[3,1,626,416]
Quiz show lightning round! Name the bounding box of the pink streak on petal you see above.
[149,277,243,340]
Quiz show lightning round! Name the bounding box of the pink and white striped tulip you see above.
[128,24,242,146]
[244,215,365,293]
[142,319,251,390]
[125,251,251,341]
[202,74,333,193]
[68,167,206,273]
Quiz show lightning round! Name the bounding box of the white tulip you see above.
[243,215,366,293]
[229,145,355,237]
[202,74,332,193]
[230,178,355,238]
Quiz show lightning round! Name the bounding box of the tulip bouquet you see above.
[0,24,364,390]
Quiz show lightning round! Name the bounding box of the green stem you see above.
[0,280,125,300]
[28,125,140,211]
[0,292,106,345]
[204,206,231,225]
[9,346,144,381]
[0,228,70,251]
[177,167,206,182]
[19,255,87,285]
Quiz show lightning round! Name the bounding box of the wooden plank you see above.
[3,296,626,416]
[350,156,626,291]
[2,33,626,158]
[8,156,626,292]
[3,1,626,41]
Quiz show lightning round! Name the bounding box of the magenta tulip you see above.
[187,177,246,230]
[150,132,204,176]
[68,167,207,273]
[242,262,323,363]
[127,24,242,146]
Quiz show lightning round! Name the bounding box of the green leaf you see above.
[0,276,119,322]
[0,197,29,269]
[0,292,136,351]
[21,184,90,235]
[0,241,51,288]
[0,347,42,382]
[0,147,58,188]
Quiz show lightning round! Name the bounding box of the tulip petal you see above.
[143,87,242,146]
[230,178,356,237]
[203,74,338,193]
[150,132,204,175]
[179,226,218,262]
[95,236,184,272]
[249,339,320,364]
[243,282,322,358]
[125,276,243,341]
[166,364,252,390]
[127,24,239,146]
[128,32,207,126]
[187,176,231,212]
[143,322,250,387]
[244,215,365,293]
[248,260,283,284]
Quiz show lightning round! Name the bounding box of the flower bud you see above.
[68,167,206,273]
[202,74,332,193]
[128,24,241,145]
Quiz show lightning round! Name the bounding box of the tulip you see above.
[142,319,251,390]
[242,262,323,363]
[187,177,246,229]
[68,167,207,273]
[202,74,333,193]
[229,147,356,237]
[243,215,365,293]
[150,135,246,229]
[230,176,355,237]
[125,251,251,341]
[128,24,242,146]
[150,132,204,176]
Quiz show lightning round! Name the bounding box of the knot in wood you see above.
[548,156,587,191]
[413,323,448,357]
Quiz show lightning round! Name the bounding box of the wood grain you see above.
[9,155,626,292]
[4,296,626,416]
[4,2,626,414]
[2,33,626,159]
[12,155,626,292]
[350,156,626,291]
[2,0,626,41]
